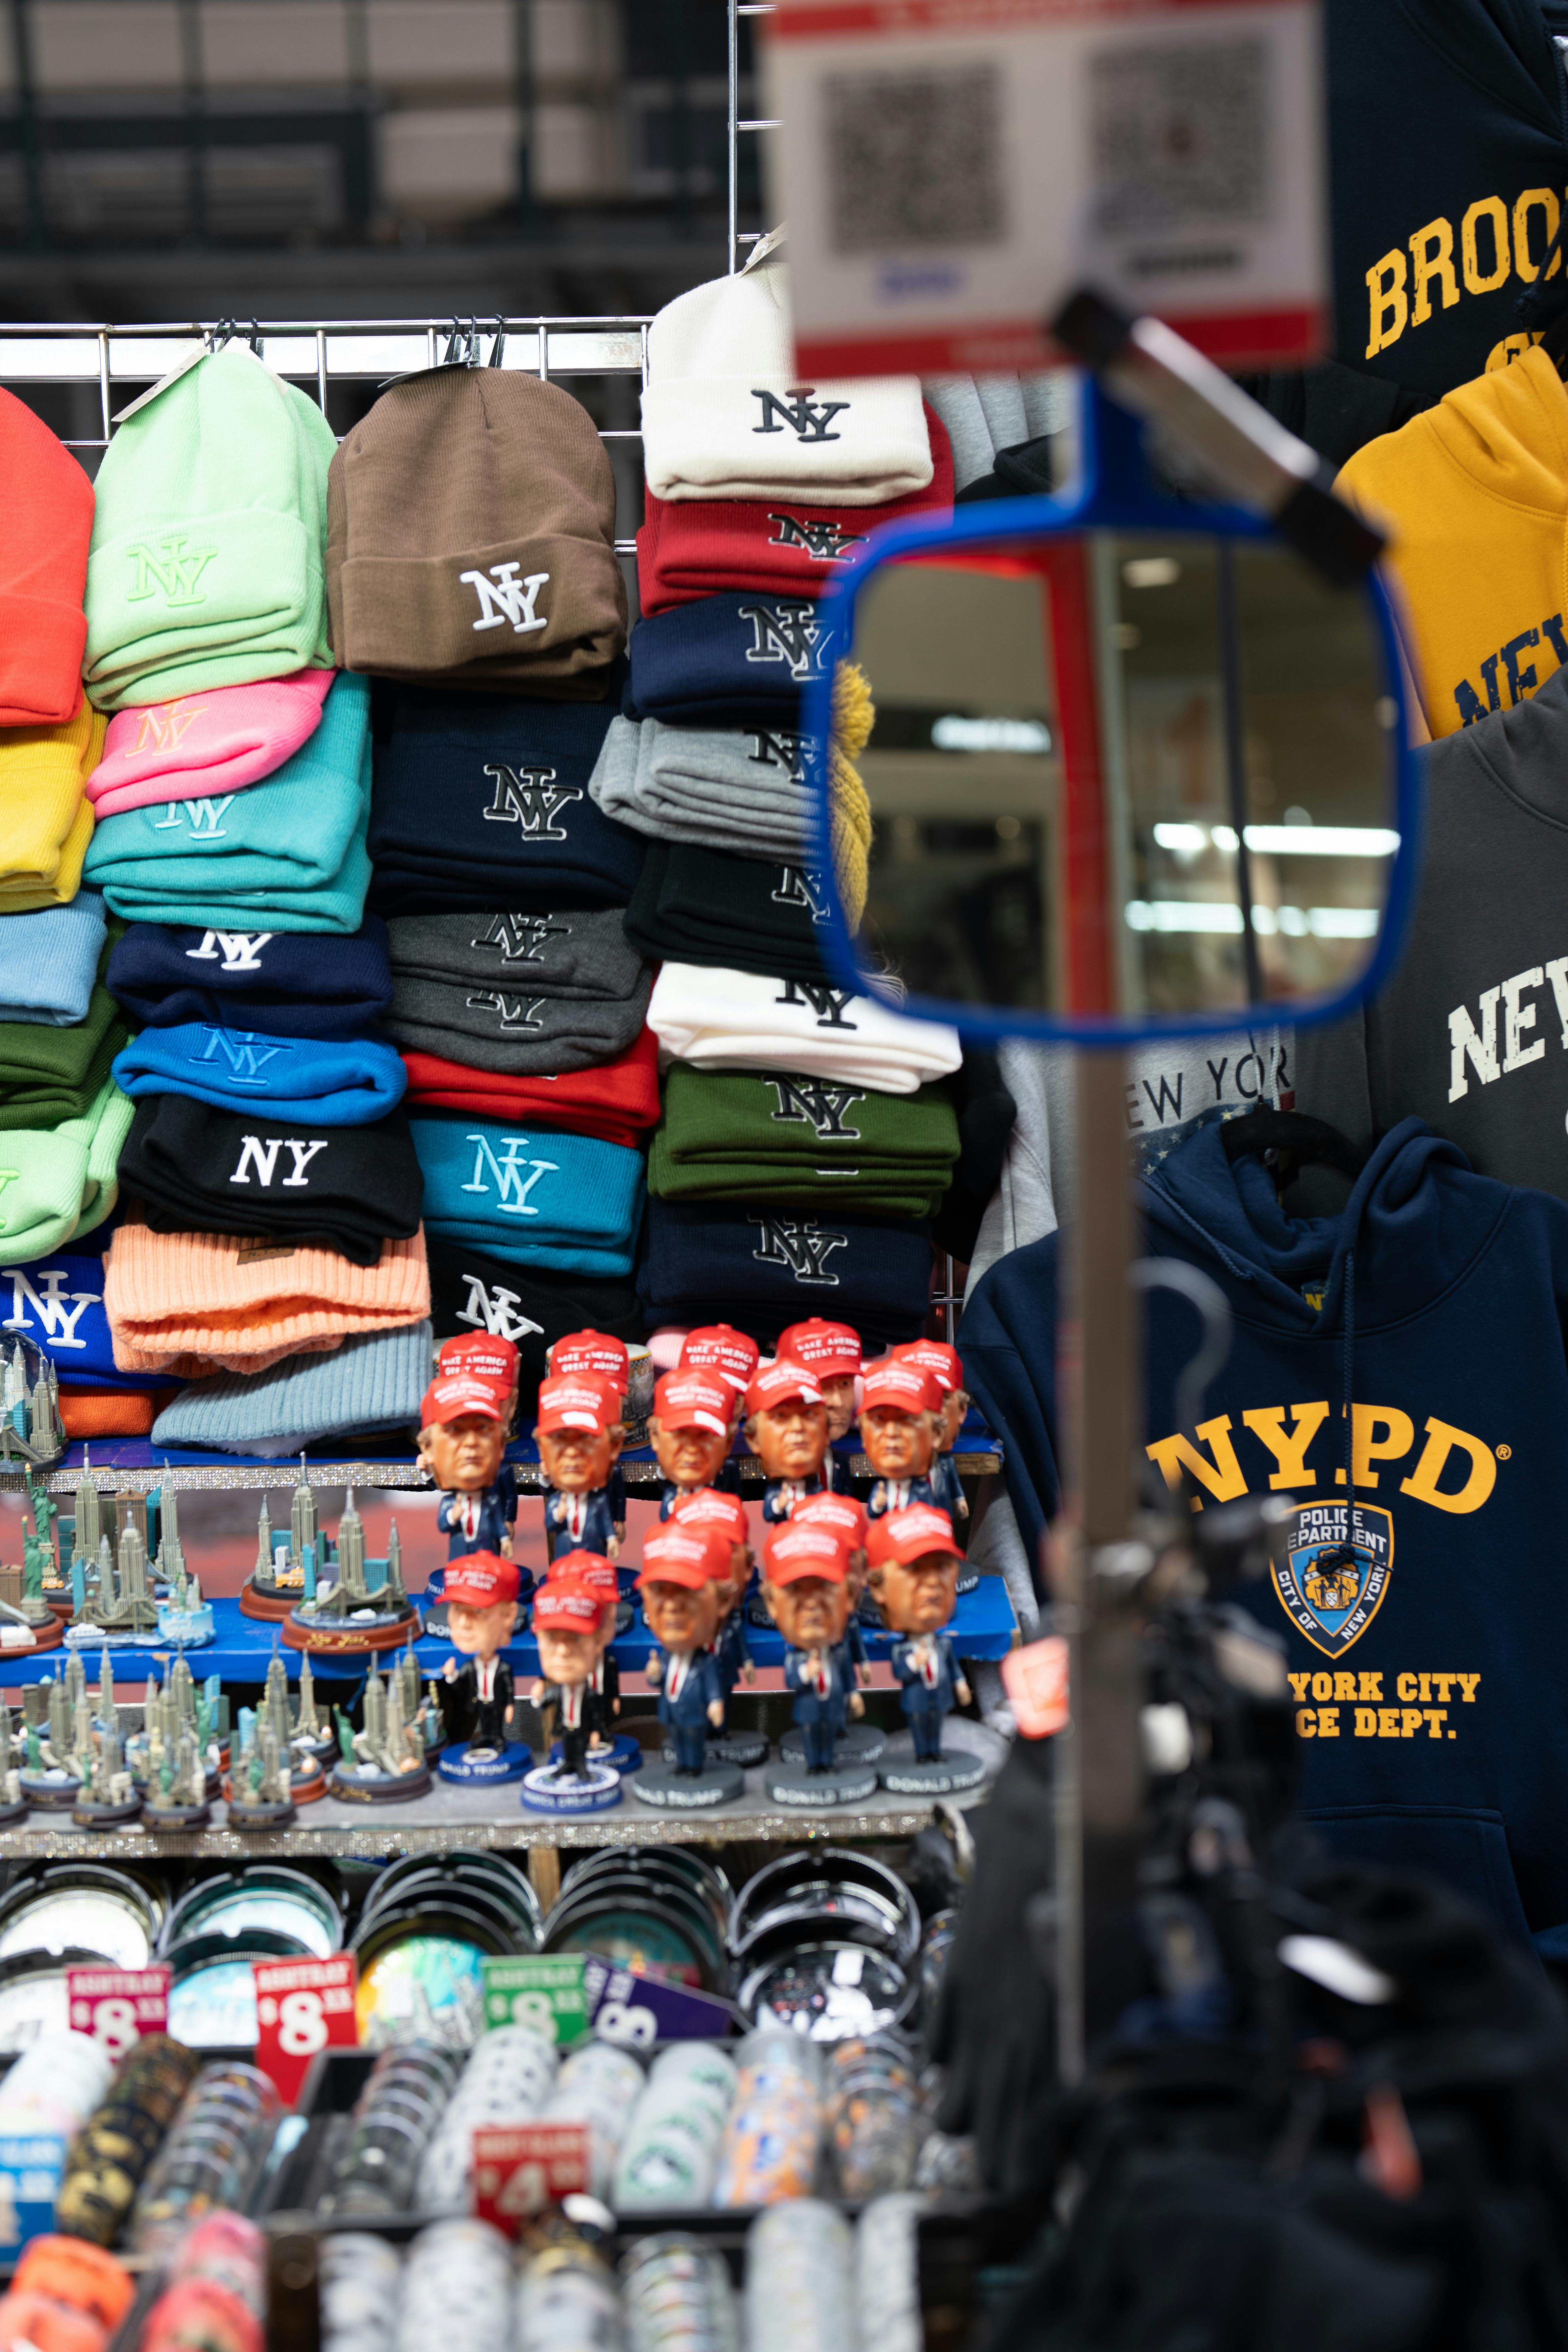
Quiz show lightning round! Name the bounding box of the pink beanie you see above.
[86,668,335,818]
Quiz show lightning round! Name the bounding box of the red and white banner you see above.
[761,0,1327,377]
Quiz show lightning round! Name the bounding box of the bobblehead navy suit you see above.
[718,1611,752,1699]
[784,1642,852,1771]
[439,1478,517,1560]
[761,1471,829,1525]
[931,1454,968,1521]
[867,1472,937,1519]
[894,1632,962,1761]
[544,1483,618,1561]
[656,1647,725,1773]
[658,1457,743,1518]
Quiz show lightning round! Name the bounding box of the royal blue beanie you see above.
[111,1022,408,1126]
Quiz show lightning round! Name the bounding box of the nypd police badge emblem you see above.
[1271,1502,1393,1659]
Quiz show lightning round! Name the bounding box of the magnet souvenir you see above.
[866,1504,984,1795]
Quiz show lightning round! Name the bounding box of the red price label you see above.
[66,1966,170,2058]
[1002,1634,1071,1739]
[252,1954,358,2107]
[472,2123,589,2235]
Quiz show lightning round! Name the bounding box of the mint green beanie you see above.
[84,347,336,710]
[0,1078,134,1264]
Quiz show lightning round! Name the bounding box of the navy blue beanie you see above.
[107,915,393,1040]
[636,1197,933,1344]
[368,680,645,916]
[624,592,843,726]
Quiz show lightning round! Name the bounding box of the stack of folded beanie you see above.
[0,894,107,1028]
[107,914,393,1039]
[646,962,963,1091]
[367,684,643,915]
[110,1023,407,1125]
[86,669,334,818]
[637,1197,933,1346]
[0,953,129,1130]
[7,1214,171,1441]
[150,1318,433,1455]
[385,904,650,1075]
[409,1110,645,1279]
[84,671,373,933]
[425,1239,641,1412]
[327,368,626,694]
[0,388,95,729]
[0,705,104,913]
[83,345,335,710]
[648,1063,961,1219]
[401,1027,659,1150]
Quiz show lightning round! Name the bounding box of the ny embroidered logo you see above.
[194,1028,289,1086]
[1,1265,99,1351]
[228,1136,328,1188]
[752,1216,849,1286]
[768,1077,866,1140]
[472,913,571,965]
[768,512,865,561]
[461,1133,560,1218]
[776,976,859,1030]
[184,931,274,971]
[483,765,583,838]
[154,797,233,839]
[467,990,546,1032]
[460,563,550,635]
[126,531,218,607]
[751,388,851,442]
[739,601,835,680]
[133,699,208,754]
[772,868,834,928]
[750,731,813,786]
[458,1275,546,1345]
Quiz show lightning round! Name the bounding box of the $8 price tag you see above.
[252,1954,358,2106]
[66,1967,170,2059]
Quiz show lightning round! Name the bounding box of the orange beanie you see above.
[0,391,93,729]
[58,1389,161,1439]
[104,1222,431,1378]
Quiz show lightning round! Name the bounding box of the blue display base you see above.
[519,1760,622,1815]
[438,1741,532,1785]
[155,1608,216,1645]
[549,1731,642,1776]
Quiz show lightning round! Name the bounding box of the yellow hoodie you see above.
[1337,345,1568,738]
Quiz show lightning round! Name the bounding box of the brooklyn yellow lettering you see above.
[1513,187,1561,282]
[1409,216,1460,323]
[1366,250,1409,356]
[1241,1401,1329,1488]
[1399,1417,1498,1514]
[1144,1413,1247,1507]
[1462,195,1511,293]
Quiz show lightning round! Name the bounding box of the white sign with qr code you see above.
[761,0,1327,379]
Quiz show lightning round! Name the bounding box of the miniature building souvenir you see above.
[634,1519,743,1810]
[537,1372,626,1567]
[0,1333,63,1467]
[155,1496,214,1649]
[130,1655,223,1802]
[328,1656,434,1802]
[649,1368,735,1517]
[745,1359,833,1524]
[252,1651,329,1801]
[26,1471,68,1616]
[142,1721,211,1829]
[866,1504,984,1794]
[241,1464,332,1619]
[860,1358,944,1518]
[66,1516,160,1647]
[284,1490,420,1653]
[0,1703,24,1824]
[73,1651,141,1828]
[228,1707,295,1828]
[760,1522,877,1808]
[19,1661,89,1808]
[521,1577,622,1815]
[436,1550,529,1784]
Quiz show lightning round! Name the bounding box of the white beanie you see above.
[647,962,962,1094]
[641,253,934,506]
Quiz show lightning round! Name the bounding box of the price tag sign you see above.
[761,0,1327,376]
[66,1965,170,2058]
[253,1954,358,2106]
[582,1955,736,2048]
[480,1954,590,2049]
[472,2123,590,2236]
[1002,1634,1072,1738]
[0,2136,66,2253]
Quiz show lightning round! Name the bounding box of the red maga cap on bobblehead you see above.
[535,1371,621,1435]
[867,1504,963,1568]
[860,1358,941,1415]
[892,1339,963,1394]
[777,1318,862,1382]
[545,1550,619,1616]
[679,1324,761,1393]
[443,1551,522,1607]
[793,1490,869,1547]
[745,1359,825,1417]
[638,1521,731,1591]
[764,1521,849,1585]
[653,1367,733,1436]
[439,1332,520,1388]
[421,1373,504,1428]
[532,1580,602,1634]
[549,1329,630,1394]
[670,1487,749,1549]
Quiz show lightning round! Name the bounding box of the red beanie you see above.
[0,392,93,728]
[399,1028,660,1152]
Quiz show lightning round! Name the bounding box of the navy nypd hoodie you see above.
[961,1114,1568,1950]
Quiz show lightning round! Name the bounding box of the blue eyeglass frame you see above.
[798,372,1422,1046]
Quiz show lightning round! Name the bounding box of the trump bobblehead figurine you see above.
[536,1371,625,1564]
[893,1339,970,1522]
[746,1359,834,1525]
[437,1550,527,1782]
[420,1373,520,1561]
[649,1368,736,1518]
[762,1521,864,1769]
[777,1318,862,1443]
[860,1356,944,1518]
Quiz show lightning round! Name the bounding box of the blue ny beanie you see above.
[368,682,645,917]
[84,671,372,933]
[410,1110,644,1278]
[152,1318,431,1454]
[637,1196,932,1344]
[111,1022,407,1126]
[0,894,109,1026]
[625,592,843,726]
[108,913,393,1040]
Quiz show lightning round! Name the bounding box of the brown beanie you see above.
[327,369,627,694]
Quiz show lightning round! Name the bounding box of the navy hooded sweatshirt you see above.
[961,1114,1568,1952]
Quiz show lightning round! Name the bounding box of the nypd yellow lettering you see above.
[1147,1403,1500,1512]
[1399,1417,1497,1514]
[1242,1402,1330,1488]
[1144,1413,1247,1505]
[1367,186,1568,356]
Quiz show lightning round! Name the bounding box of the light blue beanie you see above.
[151,1319,432,1455]
[0,894,109,1026]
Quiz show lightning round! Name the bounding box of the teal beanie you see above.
[84,347,336,710]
